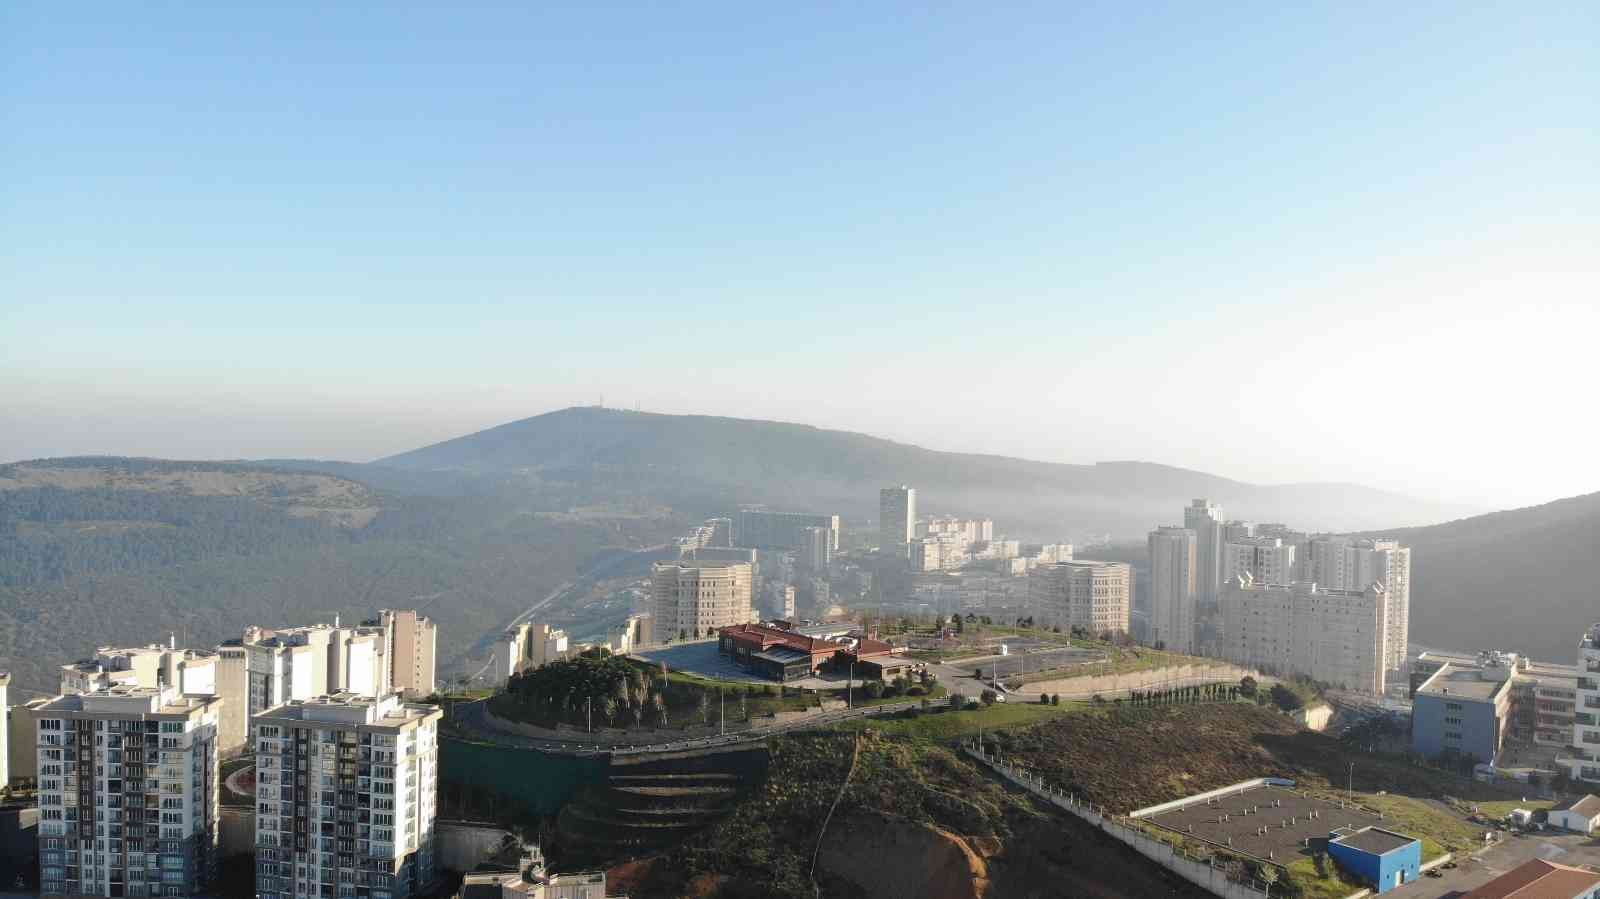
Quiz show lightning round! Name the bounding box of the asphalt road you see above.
[468,543,671,681]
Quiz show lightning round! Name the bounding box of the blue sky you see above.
[3,2,1596,507]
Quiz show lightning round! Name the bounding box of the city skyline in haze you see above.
[4,3,1596,510]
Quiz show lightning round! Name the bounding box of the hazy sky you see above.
[3,3,1595,509]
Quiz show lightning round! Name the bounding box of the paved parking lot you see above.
[1389,830,1600,897]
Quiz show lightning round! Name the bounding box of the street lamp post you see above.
[1347,762,1355,807]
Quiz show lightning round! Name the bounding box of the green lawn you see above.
[1460,797,1553,820]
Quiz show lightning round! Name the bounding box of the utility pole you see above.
[720,686,725,735]
[848,661,854,709]
[587,696,592,734]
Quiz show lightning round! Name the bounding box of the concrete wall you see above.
[1023,662,1262,699]
[436,822,516,873]
[966,747,1273,899]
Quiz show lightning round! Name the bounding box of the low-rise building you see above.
[1549,795,1600,835]
[1326,826,1422,894]
[1461,858,1600,899]
[1411,661,1514,763]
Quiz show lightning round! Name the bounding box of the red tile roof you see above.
[1462,858,1600,899]
[719,623,846,658]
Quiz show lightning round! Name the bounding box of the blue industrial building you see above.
[1411,662,1511,763]
[1327,827,1422,893]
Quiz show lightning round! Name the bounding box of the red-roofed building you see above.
[1462,858,1600,899]
[717,623,916,682]
[718,623,849,682]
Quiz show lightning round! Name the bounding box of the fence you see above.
[965,744,1274,899]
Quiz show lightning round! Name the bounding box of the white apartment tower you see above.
[252,693,441,899]
[1183,499,1226,606]
[1566,624,1600,784]
[1218,575,1388,694]
[1302,536,1412,671]
[879,486,916,558]
[652,560,755,640]
[381,610,437,699]
[1027,560,1131,637]
[0,672,8,790]
[1222,536,1297,587]
[35,685,221,898]
[1147,527,1197,653]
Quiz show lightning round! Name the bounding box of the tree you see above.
[864,680,885,700]
[601,697,617,727]
[1269,683,1304,712]
[1239,675,1258,698]
[1257,863,1279,897]
[1039,692,1049,705]
[1050,693,1060,706]
[980,689,997,706]
[698,692,711,724]
[949,693,963,711]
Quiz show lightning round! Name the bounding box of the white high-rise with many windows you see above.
[1565,624,1600,784]
[34,685,220,898]
[253,692,441,899]
[1302,536,1411,671]
[1183,499,1225,605]
[1147,527,1197,653]
[652,560,755,640]
[879,486,916,558]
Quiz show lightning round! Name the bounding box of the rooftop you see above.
[1330,826,1418,856]
[1146,785,1389,865]
[1462,858,1600,899]
[255,691,440,727]
[40,684,218,716]
[1551,794,1600,818]
[1415,663,1513,702]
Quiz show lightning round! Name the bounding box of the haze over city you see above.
[5,3,1598,508]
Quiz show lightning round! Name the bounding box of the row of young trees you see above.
[1124,682,1241,706]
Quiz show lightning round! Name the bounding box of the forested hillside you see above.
[1368,491,1600,662]
[0,458,678,695]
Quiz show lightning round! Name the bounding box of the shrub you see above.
[1050,694,1060,706]
[965,700,980,711]
[1039,693,1049,705]
[907,685,926,697]
[980,689,997,706]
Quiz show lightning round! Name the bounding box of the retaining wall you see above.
[965,746,1272,899]
[1023,663,1263,699]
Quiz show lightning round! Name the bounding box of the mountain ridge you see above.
[376,406,1478,534]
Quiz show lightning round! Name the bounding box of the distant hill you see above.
[1367,492,1600,663]
[379,406,1476,535]
[0,456,674,694]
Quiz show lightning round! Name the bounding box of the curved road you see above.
[467,543,672,682]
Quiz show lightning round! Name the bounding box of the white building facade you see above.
[35,685,221,898]
[1218,575,1388,694]
[253,693,441,899]
[1147,527,1197,653]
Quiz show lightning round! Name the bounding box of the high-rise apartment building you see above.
[878,486,916,557]
[1147,527,1197,653]
[1183,499,1225,606]
[60,644,218,698]
[799,525,832,573]
[1218,575,1388,694]
[652,560,755,640]
[381,610,437,699]
[1301,536,1411,671]
[35,685,221,898]
[1222,536,1297,586]
[1027,560,1131,637]
[733,510,839,552]
[1566,625,1600,784]
[252,692,441,899]
[0,672,8,790]
[490,622,570,681]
